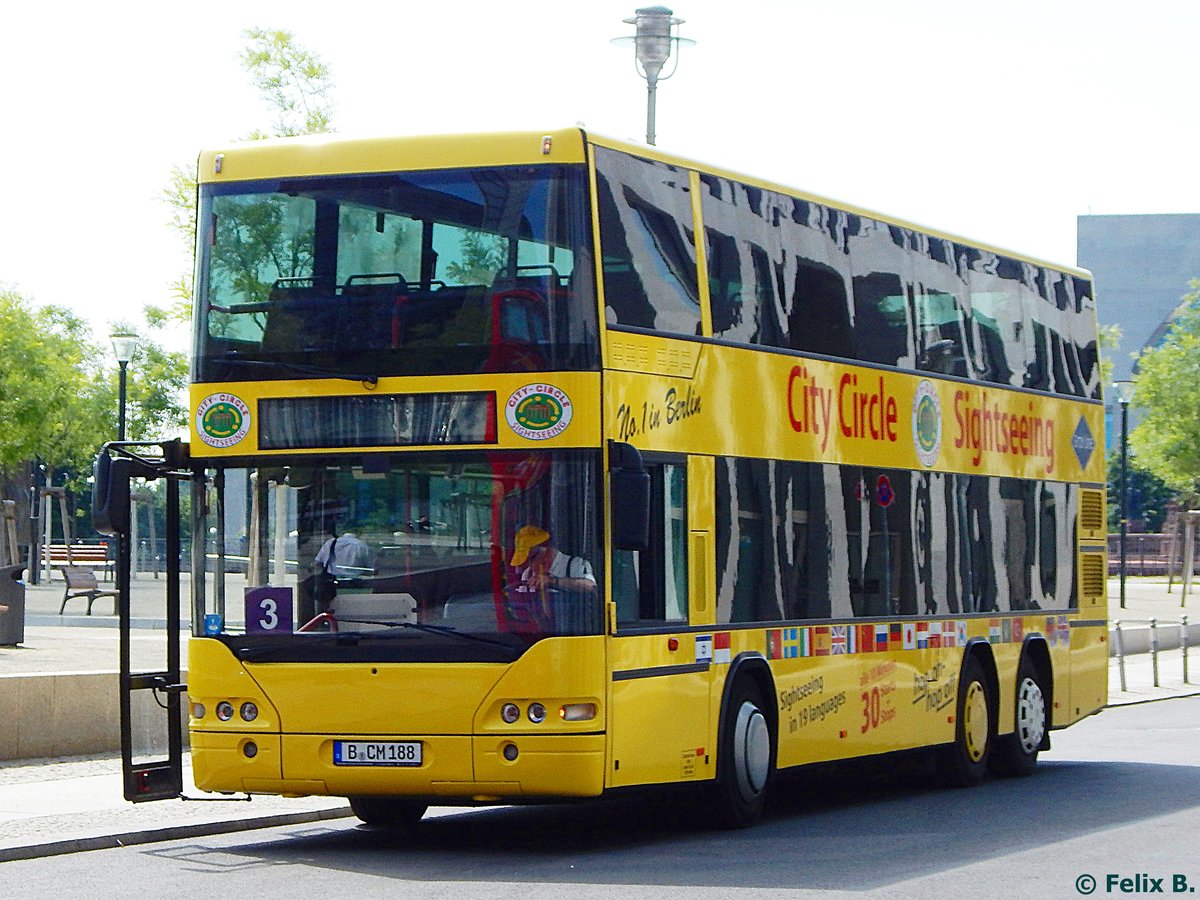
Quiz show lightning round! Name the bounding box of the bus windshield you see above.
[195,449,603,661]
[194,164,598,382]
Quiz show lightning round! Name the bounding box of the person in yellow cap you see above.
[510,525,596,595]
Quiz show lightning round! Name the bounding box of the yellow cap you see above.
[510,525,550,566]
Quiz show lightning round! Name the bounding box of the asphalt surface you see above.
[0,574,1196,862]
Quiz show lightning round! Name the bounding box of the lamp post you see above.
[1112,380,1133,610]
[110,332,139,442]
[612,6,695,146]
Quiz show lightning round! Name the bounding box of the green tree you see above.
[1128,280,1200,498]
[1106,451,1174,531]
[107,322,190,442]
[0,288,112,476]
[150,165,199,325]
[239,27,335,139]
[153,28,335,327]
[1098,322,1121,385]
[445,231,508,284]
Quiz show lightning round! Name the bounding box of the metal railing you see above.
[1112,617,1191,691]
[1107,533,1200,576]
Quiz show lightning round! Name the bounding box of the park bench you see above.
[43,543,113,580]
[58,566,118,616]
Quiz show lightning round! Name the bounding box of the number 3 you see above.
[258,598,279,630]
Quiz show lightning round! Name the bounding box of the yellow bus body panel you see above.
[608,632,713,788]
[190,371,602,458]
[198,128,586,184]
[603,331,1105,484]
[189,636,608,798]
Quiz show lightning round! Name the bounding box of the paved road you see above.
[1,696,1198,899]
[0,574,1196,879]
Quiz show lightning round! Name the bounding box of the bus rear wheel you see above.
[937,654,993,788]
[712,679,773,829]
[989,657,1048,778]
[348,796,428,831]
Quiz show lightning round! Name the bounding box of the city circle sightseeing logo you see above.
[505,384,573,441]
[912,380,942,467]
[196,393,251,448]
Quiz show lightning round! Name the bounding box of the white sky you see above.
[2,0,1197,349]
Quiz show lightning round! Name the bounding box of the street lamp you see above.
[1111,379,1133,609]
[612,6,695,146]
[110,332,139,442]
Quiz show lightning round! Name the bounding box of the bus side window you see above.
[614,462,688,625]
[851,272,910,368]
[788,261,852,359]
[595,147,701,337]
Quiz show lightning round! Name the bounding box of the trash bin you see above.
[0,563,26,646]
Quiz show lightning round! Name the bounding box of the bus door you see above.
[608,454,712,788]
[94,443,189,802]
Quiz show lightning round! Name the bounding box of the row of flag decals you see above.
[762,616,1072,660]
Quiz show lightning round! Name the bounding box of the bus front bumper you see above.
[190,730,606,800]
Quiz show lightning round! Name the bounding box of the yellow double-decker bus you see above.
[98,127,1107,829]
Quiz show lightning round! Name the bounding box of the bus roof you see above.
[198,127,1090,280]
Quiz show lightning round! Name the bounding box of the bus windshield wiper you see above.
[219,353,379,387]
[339,618,519,649]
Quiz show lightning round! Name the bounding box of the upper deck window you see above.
[595,148,702,336]
[195,165,598,382]
[699,171,1096,400]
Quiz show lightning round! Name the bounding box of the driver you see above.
[510,525,596,595]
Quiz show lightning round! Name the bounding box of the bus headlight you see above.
[240,702,259,722]
[501,703,520,724]
[527,702,547,724]
[215,701,235,721]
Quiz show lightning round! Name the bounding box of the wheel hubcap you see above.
[734,701,770,802]
[1015,676,1046,755]
[963,681,989,763]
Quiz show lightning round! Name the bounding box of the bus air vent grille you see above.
[1079,552,1106,601]
[1079,489,1105,539]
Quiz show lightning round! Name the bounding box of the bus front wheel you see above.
[937,654,993,788]
[712,678,773,829]
[349,796,428,831]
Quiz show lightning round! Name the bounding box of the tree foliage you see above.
[1098,322,1121,385]
[1128,281,1200,498]
[153,163,199,324]
[0,288,112,475]
[107,320,190,443]
[0,291,189,482]
[239,28,335,139]
[1106,451,1174,531]
[444,231,507,284]
[153,28,335,328]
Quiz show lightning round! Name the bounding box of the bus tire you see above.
[989,656,1048,778]
[937,653,992,788]
[348,796,428,831]
[712,678,773,829]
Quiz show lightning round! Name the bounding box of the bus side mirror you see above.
[609,441,649,552]
[93,453,131,536]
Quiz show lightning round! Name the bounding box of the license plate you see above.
[333,740,422,767]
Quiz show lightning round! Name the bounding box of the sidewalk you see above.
[0,575,1196,862]
[0,575,356,862]
[0,755,351,862]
